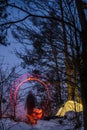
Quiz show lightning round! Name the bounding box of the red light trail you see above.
[9,73,50,112]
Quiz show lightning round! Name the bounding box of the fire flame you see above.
[26,108,43,124]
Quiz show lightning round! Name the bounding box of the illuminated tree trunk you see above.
[76,0,87,129]
[71,66,82,103]
[70,26,82,103]
[69,26,76,101]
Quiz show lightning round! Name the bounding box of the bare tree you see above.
[0,59,20,120]
[0,0,85,127]
[76,0,87,129]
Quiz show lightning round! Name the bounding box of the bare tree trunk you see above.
[52,47,61,104]
[76,0,87,129]
[60,0,72,100]
[0,98,2,117]
[0,86,3,118]
[70,24,82,103]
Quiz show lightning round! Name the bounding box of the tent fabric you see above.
[56,100,83,117]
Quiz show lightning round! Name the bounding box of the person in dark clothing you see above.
[25,92,43,124]
[26,92,36,115]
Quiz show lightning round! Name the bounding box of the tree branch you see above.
[0,15,30,26]
[0,3,80,33]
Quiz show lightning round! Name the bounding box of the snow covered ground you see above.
[0,113,84,130]
[0,100,84,130]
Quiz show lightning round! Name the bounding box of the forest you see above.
[0,0,87,130]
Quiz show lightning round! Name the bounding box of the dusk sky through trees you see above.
[0,0,87,129]
[0,0,87,70]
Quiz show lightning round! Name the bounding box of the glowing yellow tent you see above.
[56,100,83,117]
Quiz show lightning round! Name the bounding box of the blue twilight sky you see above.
[0,1,87,71]
[0,32,23,70]
[0,44,20,66]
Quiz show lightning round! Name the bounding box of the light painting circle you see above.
[10,73,50,111]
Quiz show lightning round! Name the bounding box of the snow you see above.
[0,100,84,130]
[0,115,84,130]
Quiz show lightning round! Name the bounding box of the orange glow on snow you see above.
[33,108,43,119]
[26,108,43,124]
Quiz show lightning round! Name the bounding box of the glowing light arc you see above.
[10,74,50,110]
[14,77,50,104]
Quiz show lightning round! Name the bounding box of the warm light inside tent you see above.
[56,100,83,117]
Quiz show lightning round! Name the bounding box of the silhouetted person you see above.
[25,92,43,124]
[26,92,36,115]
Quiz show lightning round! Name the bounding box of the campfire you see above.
[26,108,43,124]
